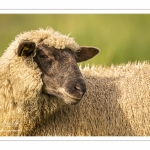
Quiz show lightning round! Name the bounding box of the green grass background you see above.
[0,14,150,66]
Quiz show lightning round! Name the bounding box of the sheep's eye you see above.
[39,55,49,58]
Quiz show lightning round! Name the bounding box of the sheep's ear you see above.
[17,40,36,57]
[75,46,100,63]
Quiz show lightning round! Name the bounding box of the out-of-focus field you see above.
[0,14,150,66]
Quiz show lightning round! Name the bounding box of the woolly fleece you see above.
[1,28,150,136]
[30,62,150,136]
[0,28,79,136]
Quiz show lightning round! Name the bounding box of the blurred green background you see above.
[0,14,150,66]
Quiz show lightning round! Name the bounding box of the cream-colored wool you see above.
[0,28,79,136]
[1,27,150,136]
[29,62,150,136]
[1,27,79,61]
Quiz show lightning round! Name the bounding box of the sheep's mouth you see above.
[43,87,83,105]
[65,96,82,105]
[43,92,81,106]
[56,88,83,105]
[61,91,82,105]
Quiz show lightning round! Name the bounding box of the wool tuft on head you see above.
[16,27,80,52]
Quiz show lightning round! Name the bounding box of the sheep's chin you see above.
[62,96,81,105]
[56,93,81,105]
[43,89,81,105]
[58,88,82,105]
[42,87,82,105]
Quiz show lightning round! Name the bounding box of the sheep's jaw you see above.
[42,84,86,105]
[58,87,85,105]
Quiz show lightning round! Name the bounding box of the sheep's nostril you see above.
[74,84,86,98]
[66,81,86,100]
[75,85,81,91]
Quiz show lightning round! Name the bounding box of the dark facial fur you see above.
[33,44,86,105]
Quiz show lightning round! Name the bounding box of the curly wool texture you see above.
[30,62,150,136]
[0,28,78,136]
[1,28,79,61]
[1,28,150,136]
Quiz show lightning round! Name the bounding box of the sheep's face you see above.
[18,40,99,105]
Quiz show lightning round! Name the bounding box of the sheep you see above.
[1,28,150,136]
[29,62,150,136]
[0,27,99,136]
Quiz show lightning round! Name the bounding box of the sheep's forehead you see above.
[17,28,79,51]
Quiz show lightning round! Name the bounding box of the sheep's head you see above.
[17,40,99,105]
